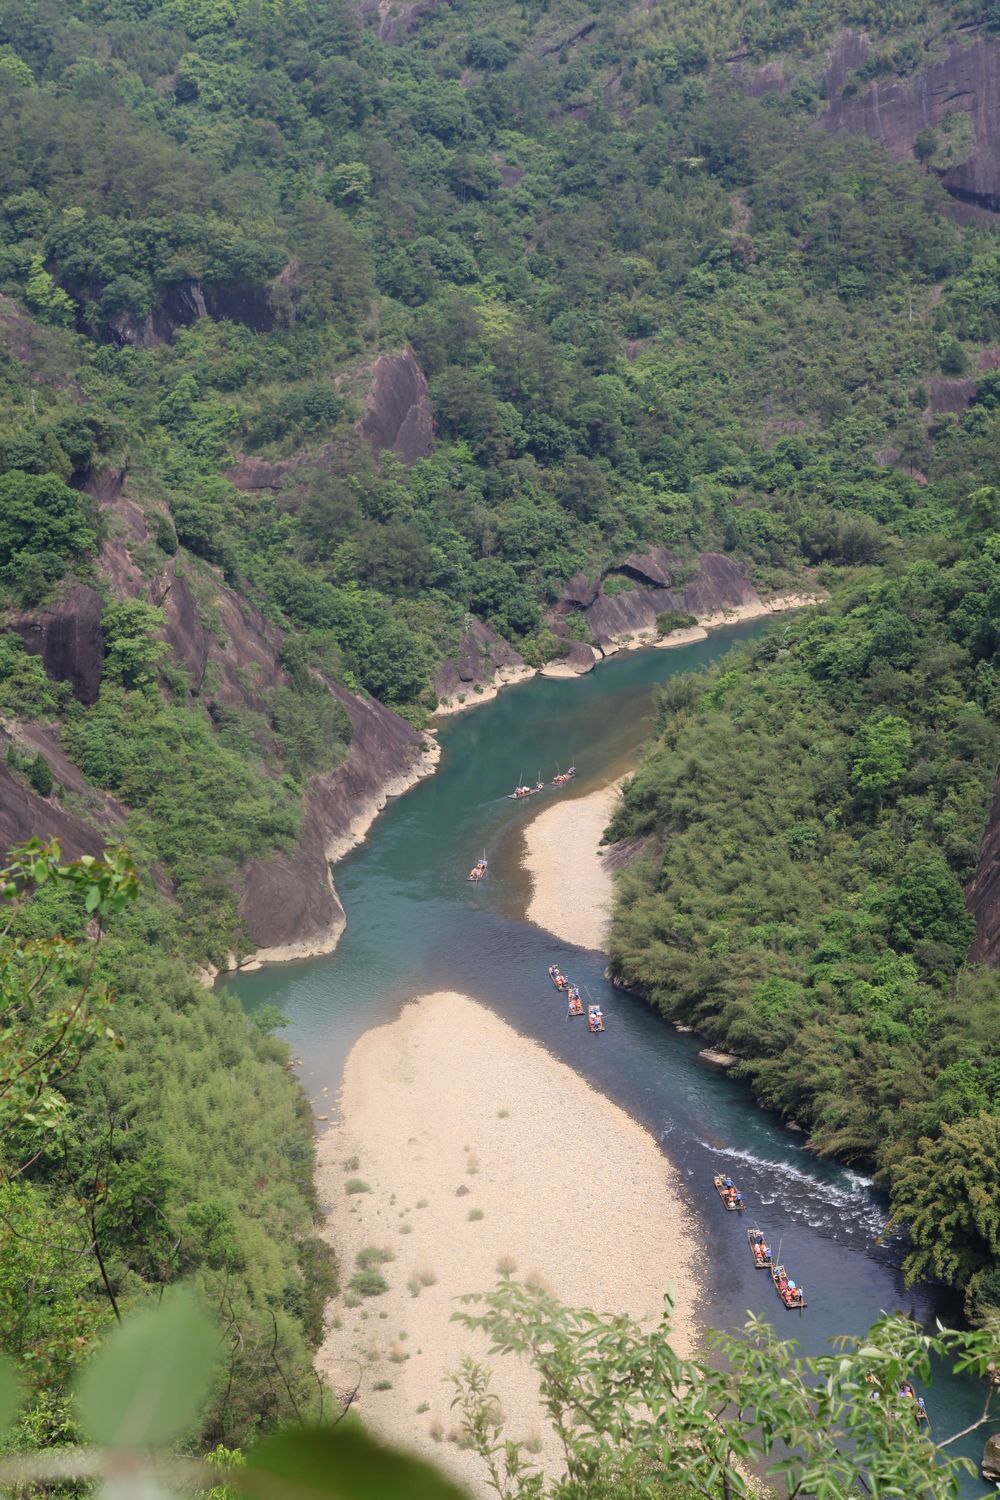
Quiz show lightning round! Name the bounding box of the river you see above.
[227,620,990,1494]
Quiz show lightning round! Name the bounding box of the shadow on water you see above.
[227,621,991,1494]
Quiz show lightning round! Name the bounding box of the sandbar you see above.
[521,781,621,950]
[315,992,698,1495]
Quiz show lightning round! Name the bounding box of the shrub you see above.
[348,1268,388,1297]
[344,1178,370,1195]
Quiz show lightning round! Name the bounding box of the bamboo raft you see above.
[713,1173,745,1211]
[747,1226,772,1268]
[771,1263,806,1309]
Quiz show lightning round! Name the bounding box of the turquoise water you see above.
[228,622,990,1492]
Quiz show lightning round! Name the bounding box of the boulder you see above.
[697,1048,740,1071]
[983,1433,1000,1483]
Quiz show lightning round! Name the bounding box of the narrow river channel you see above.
[228,620,990,1494]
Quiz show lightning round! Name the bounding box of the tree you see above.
[914,126,938,170]
[851,713,911,800]
[27,752,53,797]
[449,1279,998,1500]
[24,257,76,327]
[0,473,96,586]
[0,840,138,1176]
[887,1113,1000,1304]
[100,599,167,690]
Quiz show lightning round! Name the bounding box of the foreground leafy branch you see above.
[450,1279,1000,1499]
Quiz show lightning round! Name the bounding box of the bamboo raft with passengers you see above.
[771,1262,806,1308]
[747,1226,772,1268]
[713,1173,745,1211]
[545,968,604,1029]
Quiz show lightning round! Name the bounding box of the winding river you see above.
[228,621,990,1494]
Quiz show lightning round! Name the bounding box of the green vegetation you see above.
[608,543,1000,1313]
[0,842,334,1453]
[3,1276,996,1500]
[1,0,1000,1483]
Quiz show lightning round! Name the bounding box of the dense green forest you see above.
[2,0,1000,1477]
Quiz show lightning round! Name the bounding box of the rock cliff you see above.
[227,348,433,494]
[822,30,1000,218]
[2,468,436,962]
[433,619,530,710]
[555,550,761,652]
[967,773,1000,966]
[0,720,128,862]
[360,348,434,464]
[239,682,434,962]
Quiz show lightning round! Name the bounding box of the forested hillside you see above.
[3,0,1000,1470]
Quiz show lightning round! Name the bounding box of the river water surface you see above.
[228,622,990,1494]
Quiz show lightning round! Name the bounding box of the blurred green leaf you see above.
[0,1356,23,1433]
[236,1423,471,1500]
[76,1287,221,1450]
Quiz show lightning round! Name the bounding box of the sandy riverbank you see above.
[521,781,621,950]
[601,590,821,659]
[316,992,698,1496]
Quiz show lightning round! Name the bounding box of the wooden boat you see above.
[865,1373,928,1421]
[548,965,568,991]
[747,1226,772,1268]
[587,1004,605,1032]
[713,1173,745,1211]
[771,1263,806,1309]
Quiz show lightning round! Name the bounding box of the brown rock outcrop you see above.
[361,348,434,465]
[0,722,127,861]
[568,551,759,652]
[984,1432,1000,1484]
[11,584,106,705]
[822,31,1000,217]
[967,769,1000,966]
[238,684,434,960]
[434,619,528,706]
[357,0,450,43]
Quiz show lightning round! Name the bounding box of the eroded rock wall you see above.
[238,682,431,959]
[823,31,1000,217]
[967,771,1000,965]
[557,550,760,651]
[433,619,528,705]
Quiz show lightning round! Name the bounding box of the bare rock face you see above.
[966,771,1000,966]
[823,31,1000,217]
[360,349,434,465]
[569,551,759,652]
[434,619,527,704]
[984,1433,1000,1484]
[357,0,450,43]
[238,682,430,957]
[11,584,106,705]
[0,721,127,861]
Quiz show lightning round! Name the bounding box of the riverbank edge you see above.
[315,990,701,1495]
[200,734,442,984]
[521,779,623,950]
[432,590,822,718]
[207,590,819,984]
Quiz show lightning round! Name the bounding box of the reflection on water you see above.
[227,623,989,1494]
